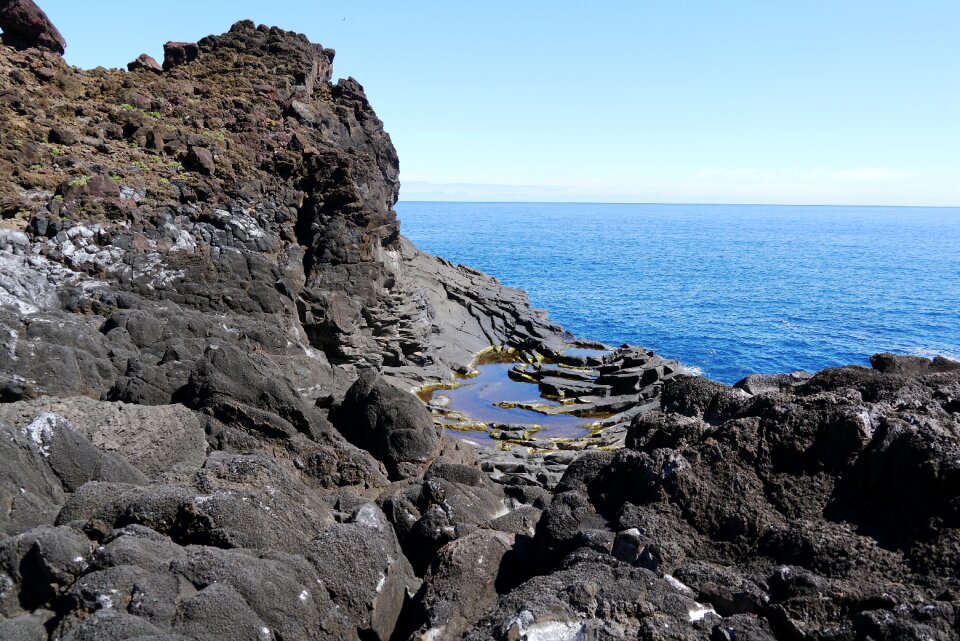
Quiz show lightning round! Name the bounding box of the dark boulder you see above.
[0,0,65,53]
[870,351,960,376]
[406,529,515,641]
[0,420,64,537]
[661,376,748,424]
[378,461,505,573]
[309,500,418,641]
[533,490,609,567]
[176,345,329,441]
[334,369,440,479]
[0,525,90,616]
[462,552,723,640]
[162,40,200,70]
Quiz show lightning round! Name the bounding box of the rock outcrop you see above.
[1,7,959,641]
[0,0,65,54]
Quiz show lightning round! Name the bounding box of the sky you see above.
[37,1,960,206]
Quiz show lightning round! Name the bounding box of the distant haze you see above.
[43,1,960,207]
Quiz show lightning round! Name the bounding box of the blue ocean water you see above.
[396,202,960,384]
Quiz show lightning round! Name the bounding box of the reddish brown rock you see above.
[162,40,200,70]
[127,53,163,73]
[184,145,215,175]
[0,0,65,54]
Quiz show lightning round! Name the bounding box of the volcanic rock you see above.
[335,370,441,479]
[162,40,199,69]
[126,53,162,73]
[0,8,958,641]
[0,0,65,53]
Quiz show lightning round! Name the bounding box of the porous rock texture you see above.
[2,9,960,641]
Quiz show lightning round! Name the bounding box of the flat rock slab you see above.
[0,397,207,481]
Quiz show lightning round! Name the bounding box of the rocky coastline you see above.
[1,4,959,640]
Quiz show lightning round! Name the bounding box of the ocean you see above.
[396,202,960,384]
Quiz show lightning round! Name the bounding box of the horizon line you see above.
[396,199,960,209]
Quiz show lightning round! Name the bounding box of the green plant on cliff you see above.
[67,176,89,188]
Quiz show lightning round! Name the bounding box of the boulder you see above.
[533,490,609,568]
[0,525,90,616]
[407,530,515,641]
[379,461,505,573]
[162,40,200,70]
[462,552,722,641]
[0,397,207,482]
[870,351,960,376]
[0,0,65,53]
[126,53,163,73]
[309,499,418,641]
[176,345,328,441]
[0,419,64,537]
[23,412,148,491]
[184,145,215,175]
[334,369,440,479]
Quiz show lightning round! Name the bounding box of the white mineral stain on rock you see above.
[298,589,309,602]
[664,574,694,595]
[21,411,60,457]
[508,610,587,641]
[492,499,511,519]
[354,503,382,529]
[3,329,17,360]
[421,626,445,641]
[523,620,586,641]
[688,604,717,621]
[375,572,386,593]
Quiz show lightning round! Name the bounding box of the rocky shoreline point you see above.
[1,4,959,640]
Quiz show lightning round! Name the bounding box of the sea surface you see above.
[397,202,960,384]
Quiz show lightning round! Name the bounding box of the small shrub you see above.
[53,194,63,201]
[67,176,89,188]
[120,103,136,111]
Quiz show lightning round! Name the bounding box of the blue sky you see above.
[40,1,959,206]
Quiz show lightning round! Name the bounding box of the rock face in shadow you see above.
[1,6,959,641]
[333,369,440,480]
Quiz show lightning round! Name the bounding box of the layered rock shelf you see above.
[1,4,959,640]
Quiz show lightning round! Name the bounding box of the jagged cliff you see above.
[1,6,959,641]
[0,18,564,402]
